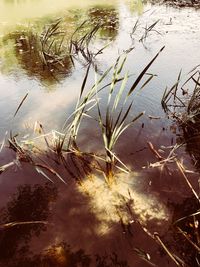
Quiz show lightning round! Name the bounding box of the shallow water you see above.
[0,0,200,266]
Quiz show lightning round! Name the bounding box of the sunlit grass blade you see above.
[0,131,7,153]
[0,221,49,230]
[113,72,129,110]
[133,248,157,267]
[173,210,200,225]
[105,147,130,172]
[35,166,54,183]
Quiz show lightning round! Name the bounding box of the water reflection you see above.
[0,149,171,267]
[0,174,138,267]
[170,196,200,266]
[0,183,57,264]
[3,0,37,3]
[1,1,200,265]
[88,6,119,40]
[5,243,92,267]
[4,242,130,267]
[0,4,120,84]
[126,0,146,15]
[181,124,200,171]
[1,27,73,85]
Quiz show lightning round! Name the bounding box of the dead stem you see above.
[176,160,200,203]
[0,221,50,230]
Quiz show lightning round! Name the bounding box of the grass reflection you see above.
[0,183,57,264]
[0,4,120,85]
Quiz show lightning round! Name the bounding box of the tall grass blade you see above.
[127,46,165,96]
[105,147,130,172]
[113,72,129,110]
[79,64,91,99]
[174,69,182,100]
[14,93,28,117]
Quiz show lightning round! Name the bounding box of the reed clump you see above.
[55,46,164,185]
[160,68,200,266]
[2,46,164,186]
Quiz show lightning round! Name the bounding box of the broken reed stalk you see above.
[0,161,15,174]
[176,226,200,254]
[147,140,200,264]
[153,233,185,266]
[0,221,49,230]
[173,210,200,258]
[136,222,186,266]
[176,160,200,203]
[147,141,164,161]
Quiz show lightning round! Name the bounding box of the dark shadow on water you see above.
[0,148,175,267]
[162,196,200,267]
[179,120,200,172]
[0,182,57,265]
[0,172,134,267]
[4,241,132,267]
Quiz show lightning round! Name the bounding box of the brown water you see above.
[0,0,200,266]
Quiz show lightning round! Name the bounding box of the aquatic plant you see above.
[1,18,108,84]
[159,69,200,265]
[2,44,164,185]
[95,46,164,183]
[69,20,103,65]
[139,19,160,43]
[161,68,200,168]
[53,45,163,184]
[1,24,72,84]
[88,6,119,40]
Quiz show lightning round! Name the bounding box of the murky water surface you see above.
[1,0,200,266]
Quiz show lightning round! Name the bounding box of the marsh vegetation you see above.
[1,0,200,267]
